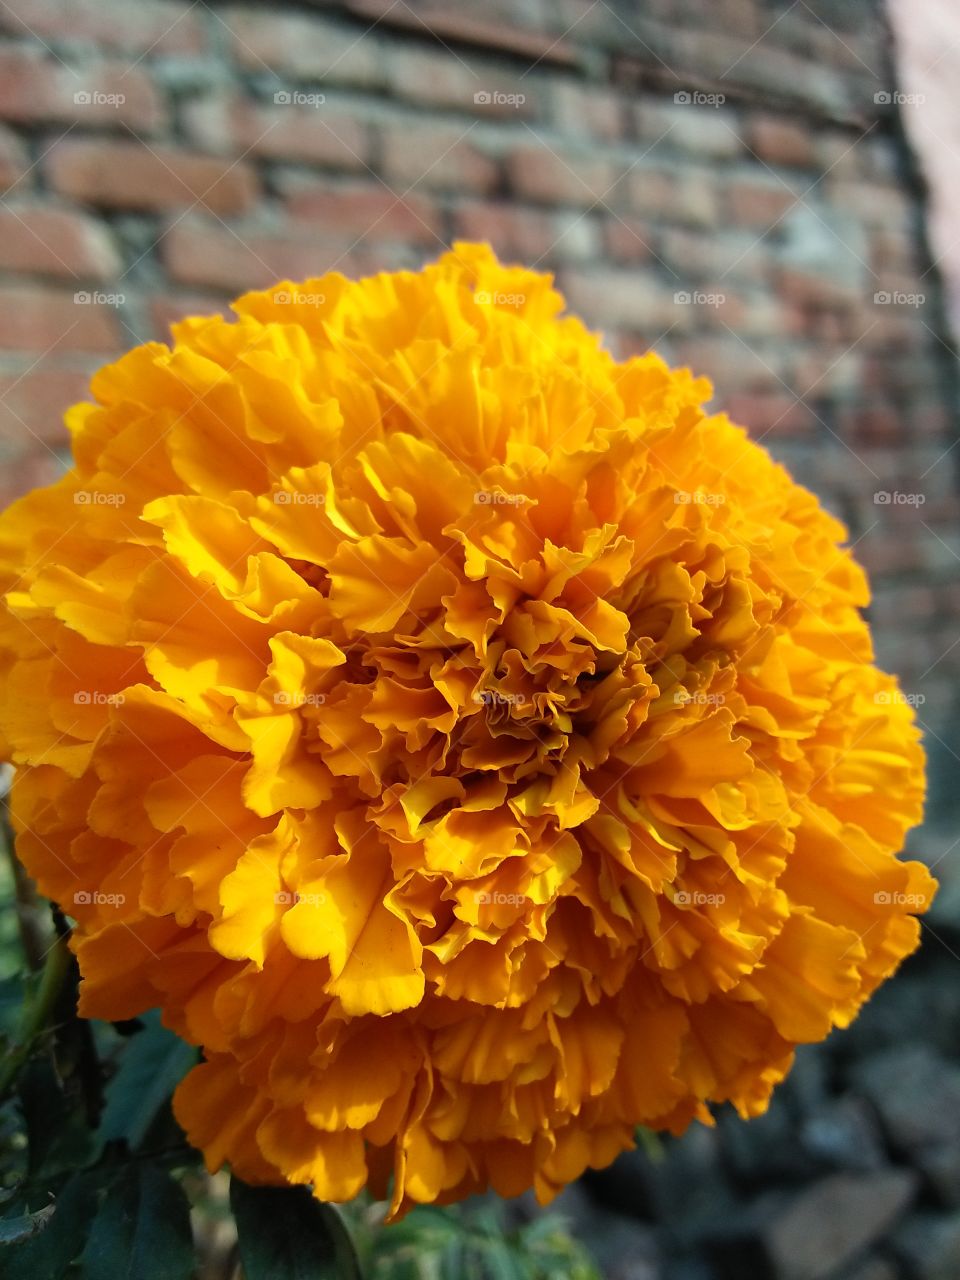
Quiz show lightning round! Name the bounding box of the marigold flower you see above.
[0,244,933,1214]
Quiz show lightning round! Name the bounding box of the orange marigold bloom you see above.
[0,244,933,1214]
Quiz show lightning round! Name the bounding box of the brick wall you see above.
[0,0,957,829]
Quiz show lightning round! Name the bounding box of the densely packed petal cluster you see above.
[0,244,932,1213]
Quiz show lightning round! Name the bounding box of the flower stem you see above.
[1,783,51,971]
[0,933,71,1098]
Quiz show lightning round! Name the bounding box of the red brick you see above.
[386,46,535,116]
[0,204,121,280]
[727,179,797,228]
[0,367,92,447]
[0,0,205,55]
[866,355,940,401]
[638,0,758,29]
[675,34,854,123]
[552,81,625,141]
[916,493,960,527]
[220,9,381,87]
[837,448,901,493]
[0,123,27,192]
[184,94,371,170]
[857,531,929,579]
[544,211,602,263]
[782,307,843,345]
[672,335,786,392]
[0,47,164,130]
[937,583,960,617]
[870,229,918,276]
[815,130,863,179]
[691,288,768,336]
[636,101,742,159]
[911,403,952,439]
[609,53,648,91]
[281,179,443,247]
[876,325,924,391]
[791,347,860,399]
[344,1,577,66]
[627,167,719,227]
[674,169,724,229]
[603,215,656,264]
[162,218,365,293]
[825,180,912,231]
[624,168,676,219]
[660,226,741,278]
[380,123,498,196]
[726,393,813,437]
[559,0,648,48]
[872,584,941,629]
[561,268,684,334]
[777,267,862,311]
[0,286,121,352]
[0,451,66,511]
[708,0,761,34]
[453,200,558,262]
[149,294,235,340]
[748,115,816,167]
[508,147,621,207]
[46,139,259,215]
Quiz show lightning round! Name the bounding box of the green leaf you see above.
[634,1126,664,1162]
[230,1179,363,1280]
[482,1238,530,1280]
[0,1203,55,1244]
[3,1172,99,1280]
[18,1056,96,1179]
[438,1237,467,1280]
[99,1010,196,1151]
[0,974,25,1042]
[80,1163,194,1280]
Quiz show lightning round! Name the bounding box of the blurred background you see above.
[0,0,958,1276]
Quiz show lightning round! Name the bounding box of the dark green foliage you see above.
[231,1180,363,1280]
